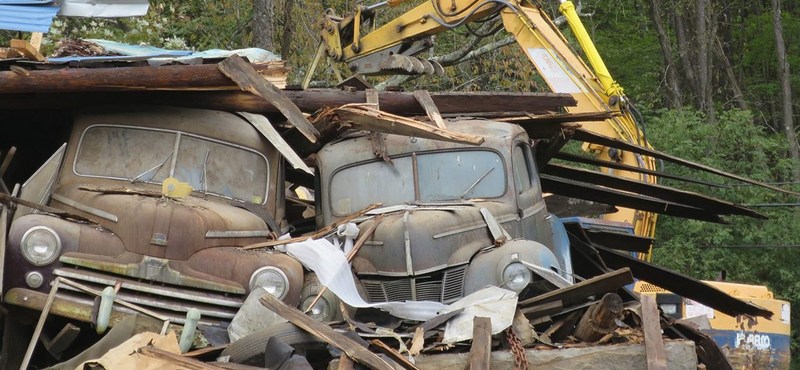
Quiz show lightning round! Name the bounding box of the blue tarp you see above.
[0,1,59,33]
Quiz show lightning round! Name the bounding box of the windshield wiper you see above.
[461,166,495,199]
[131,151,173,183]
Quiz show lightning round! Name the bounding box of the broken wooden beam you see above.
[572,128,800,196]
[331,105,484,145]
[468,317,492,370]
[10,39,45,61]
[0,63,289,94]
[520,300,563,319]
[572,293,623,342]
[219,55,319,143]
[641,294,668,370]
[369,339,422,370]
[0,90,574,116]
[413,90,447,129]
[519,268,633,308]
[259,293,394,370]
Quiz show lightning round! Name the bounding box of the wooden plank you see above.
[259,293,393,370]
[0,146,15,179]
[337,353,356,370]
[218,55,319,143]
[369,339,422,370]
[236,112,312,174]
[641,294,668,370]
[21,279,60,370]
[334,105,484,145]
[10,39,45,61]
[1,89,572,116]
[138,346,230,370]
[0,64,288,94]
[0,47,22,59]
[243,203,381,250]
[413,90,447,129]
[573,128,800,197]
[519,268,633,308]
[468,317,491,370]
[30,32,43,51]
[184,344,229,358]
[520,300,563,319]
[0,192,92,223]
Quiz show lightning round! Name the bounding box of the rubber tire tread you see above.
[222,322,325,366]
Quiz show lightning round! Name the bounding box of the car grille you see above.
[361,265,466,304]
[53,266,244,326]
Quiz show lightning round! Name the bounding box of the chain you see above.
[506,328,528,370]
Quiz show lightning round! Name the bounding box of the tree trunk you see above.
[675,13,701,106]
[714,36,749,111]
[696,0,714,122]
[647,0,681,108]
[253,0,275,51]
[772,0,800,182]
[280,0,295,61]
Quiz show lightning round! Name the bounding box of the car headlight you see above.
[502,262,532,292]
[249,266,288,299]
[302,296,331,321]
[21,226,61,266]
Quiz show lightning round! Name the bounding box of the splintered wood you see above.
[328,104,484,145]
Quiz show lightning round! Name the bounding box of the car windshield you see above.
[329,150,505,215]
[74,125,269,204]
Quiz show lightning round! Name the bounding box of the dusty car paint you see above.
[4,106,302,330]
[316,120,569,303]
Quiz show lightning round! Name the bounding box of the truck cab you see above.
[314,119,573,306]
[3,106,303,351]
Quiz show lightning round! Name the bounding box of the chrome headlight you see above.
[249,266,288,299]
[502,262,532,292]
[21,226,61,266]
[302,296,331,321]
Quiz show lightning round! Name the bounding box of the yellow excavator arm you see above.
[308,0,658,257]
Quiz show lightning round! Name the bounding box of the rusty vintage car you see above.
[1,105,305,364]
[313,119,573,307]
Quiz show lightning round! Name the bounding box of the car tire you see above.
[1,310,33,370]
[221,322,325,366]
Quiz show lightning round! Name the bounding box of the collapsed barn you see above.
[0,51,794,370]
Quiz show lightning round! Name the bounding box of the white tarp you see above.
[57,0,149,17]
[440,286,518,343]
[277,234,445,321]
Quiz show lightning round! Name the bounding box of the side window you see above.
[512,145,532,192]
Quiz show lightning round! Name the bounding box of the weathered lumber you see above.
[641,294,668,370]
[413,90,447,129]
[469,317,492,370]
[542,163,764,218]
[520,300,563,319]
[138,346,229,370]
[0,63,288,93]
[0,192,92,223]
[0,90,574,116]
[333,105,484,145]
[369,339,422,370]
[219,55,319,143]
[327,341,699,370]
[10,39,45,61]
[573,128,800,196]
[243,203,381,250]
[572,293,623,342]
[519,268,633,308]
[259,293,394,370]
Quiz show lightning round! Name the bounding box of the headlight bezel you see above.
[501,261,532,292]
[249,266,289,300]
[20,226,61,266]
[302,296,331,321]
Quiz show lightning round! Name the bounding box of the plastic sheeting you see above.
[441,286,517,343]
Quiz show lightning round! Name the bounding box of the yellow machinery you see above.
[305,0,658,257]
[635,281,791,369]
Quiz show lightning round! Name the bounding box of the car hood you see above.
[350,202,518,276]
[52,184,270,260]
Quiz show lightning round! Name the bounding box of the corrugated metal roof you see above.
[0,1,60,33]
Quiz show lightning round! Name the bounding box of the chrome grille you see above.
[361,265,466,303]
[53,267,244,325]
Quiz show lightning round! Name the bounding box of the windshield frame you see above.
[327,148,508,216]
[72,124,271,205]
